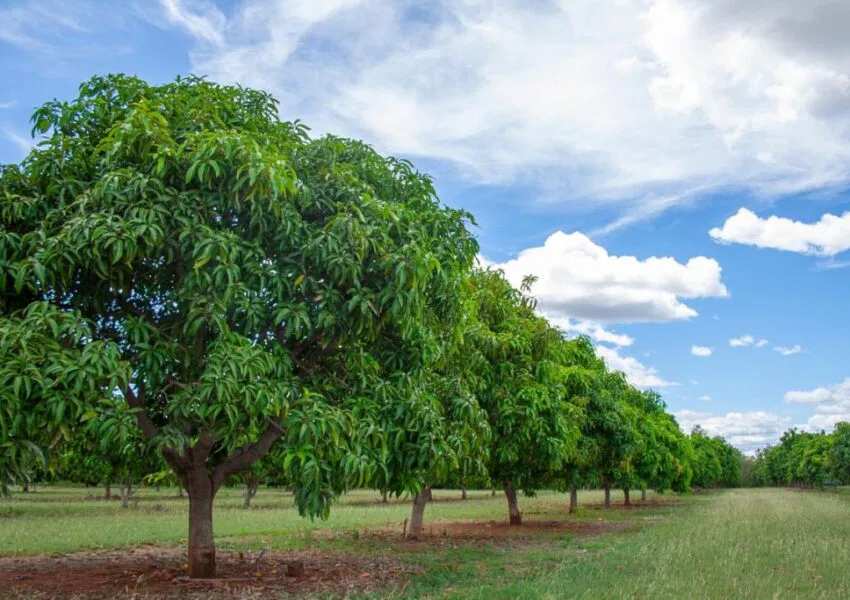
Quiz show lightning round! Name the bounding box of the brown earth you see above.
[0,546,421,599]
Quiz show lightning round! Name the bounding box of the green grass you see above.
[431,488,850,600]
[4,486,850,598]
[0,485,637,555]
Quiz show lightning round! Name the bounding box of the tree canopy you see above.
[0,74,478,577]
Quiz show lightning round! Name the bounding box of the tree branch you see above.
[125,383,158,441]
[126,382,191,473]
[211,420,284,491]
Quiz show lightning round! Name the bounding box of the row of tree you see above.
[751,424,850,488]
[1,74,739,579]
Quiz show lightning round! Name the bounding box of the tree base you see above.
[188,548,216,579]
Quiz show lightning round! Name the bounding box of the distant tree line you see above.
[750,424,850,488]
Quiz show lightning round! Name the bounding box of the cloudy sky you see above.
[3,0,850,453]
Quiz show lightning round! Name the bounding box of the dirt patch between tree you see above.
[580,499,682,510]
[363,517,647,546]
[0,547,421,599]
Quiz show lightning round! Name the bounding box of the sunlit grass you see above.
[0,485,642,555]
[9,486,847,599]
[438,488,850,599]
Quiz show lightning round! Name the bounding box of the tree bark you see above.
[491,488,496,497]
[381,489,388,503]
[603,485,611,509]
[504,482,522,525]
[641,489,647,502]
[461,488,467,500]
[22,482,29,493]
[179,485,184,499]
[104,483,112,499]
[407,487,431,539]
[243,478,259,509]
[119,482,130,509]
[623,488,631,506]
[187,468,217,579]
[569,487,578,514]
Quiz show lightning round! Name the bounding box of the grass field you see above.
[1,485,849,598]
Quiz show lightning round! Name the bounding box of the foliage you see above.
[753,427,846,489]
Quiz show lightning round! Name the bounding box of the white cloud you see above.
[691,345,712,357]
[0,101,15,109]
[2,127,35,155]
[157,0,225,46]
[485,231,728,324]
[170,0,850,228]
[698,395,712,402]
[551,318,634,347]
[0,1,90,54]
[596,345,676,389]
[784,378,850,431]
[710,208,850,257]
[729,334,769,348]
[774,344,804,356]
[675,409,792,453]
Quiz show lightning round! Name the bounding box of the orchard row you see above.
[1,74,739,578]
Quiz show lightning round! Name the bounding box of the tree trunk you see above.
[243,479,259,509]
[407,487,431,539]
[504,482,522,525]
[641,489,647,502]
[178,484,184,499]
[187,469,216,579]
[381,489,388,503]
[491,488,496,497]
[119,483,130,509]
[603,485,611,509]
[623,488,631,506]
[461,488,467,500]
[22,482,29,493]
[104,483,112,499]
[569,487,578,514]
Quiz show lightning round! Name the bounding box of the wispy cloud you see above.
[1,127,35,155]
[164,0,850,229]
[0,101,16,109]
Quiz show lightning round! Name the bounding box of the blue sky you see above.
[3,0,850,452]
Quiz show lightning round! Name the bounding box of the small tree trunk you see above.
[22,482,29,493]
[187,469,216,579]
[104,483,112,499]
[603,485,611,509]
[504,482,522,525]
[179,485,185,499]
[641,489,647,502]
[119,483,130,509]
[407,487,431,539]
[382,489,389,503]
[623,488,631,506]
[243,479,259,509]
[491,488,496,497]
[461,487,467,500]
[569,487,578,514]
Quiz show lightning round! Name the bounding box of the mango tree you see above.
[0,74,477,577]
[828,422,850,484]
[470,269,584,525]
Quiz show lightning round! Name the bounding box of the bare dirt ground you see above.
[0,546,421,599]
